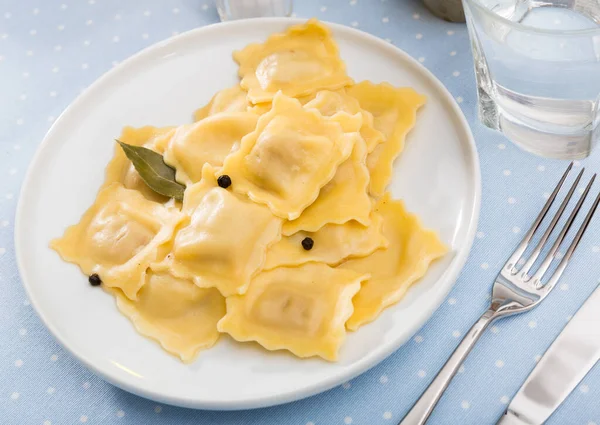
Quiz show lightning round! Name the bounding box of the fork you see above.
[399,163,600,425]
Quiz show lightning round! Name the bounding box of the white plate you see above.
[15,18,480,410]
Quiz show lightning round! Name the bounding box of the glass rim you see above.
[463,0,600,36]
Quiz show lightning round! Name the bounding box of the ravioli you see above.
[220,92,356,220]
[158,165,282,296]
[346,81,426,197]
[304,90,384,152]
[234,19,353,103]
[114,264,226,363]
[218,263,368,361]
[51,183,185,300]
[194,85,250,121]
[338,193,447,330]
[105,126,176,202]
[163,112,258,185]
[282,135,371,235]
[265,213,387,270]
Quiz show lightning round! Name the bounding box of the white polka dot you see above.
[82,382,91,390]
[79,416,88,423]
[448,297,457,305]
[15,359,23,367]
[447,30,455,35]
[476,231,485,239]
[60,3,67,9]
[23,299,30,306]
[450,51,456,56]
[2,220,9,226]
[54,45,62,52]
[47,116,55,122]
[46,387,55,394]
[83,40,91,46]
[351,21,358,27]
[413,13,420,19]
[1,33,7,40]
[49,91,57,97]
[574,160,581,167]
[580,384,589,394]
[350,0,357,4]
[383,411,392,420]
[495,359,504,368]
[456,96,463,103]
[503,169,511,176]
[534,354,542,362]
[10,392,19,400]
[81,63,89,70]
[52,66,59,73]
[112,36,120,43]
[29,29,37,36]
[33,8,40,15]
[57,24,65,30]
[202,4,209,10]
[452,330,461,338]
[543,192,550,199]
[481,262,489,270]
[498,143,506,149]
[6,193,13,200]
[587,422,597,425]
[50,354,58,362]
[500,395,510,404]
[508,197,516,204]
[452,71,460,77]
[19,328,27,336]
[528,321,537,329]
[0,247,6,256]
[342,382,351,389]
[4,12,11,19]
[306,422,315,425]
[414,335,423,343]
[89,0,95,4]
[142,33,149,39]
[512,226,521,234]
[417,369,426,378]
[344,417,353,424]
[19,94,27,101]
[537,165,545,172]
[143,10,151,16]
[461,400,470,409]
[418,57,425,63]
[116,410,125,418]
[382,17,389,23]
[154,405,162,413]
[44,421,51,425]
[491,326,499,334]
[379,374,388,384]
[458,365,465,374]
[560,283,569,291]
[592,246,600,253]
[86,19,93,25]
[416,33,423,39]
[26,50,34,56]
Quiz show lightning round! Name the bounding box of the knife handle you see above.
[496,411,531,425]
[399,309,496,425]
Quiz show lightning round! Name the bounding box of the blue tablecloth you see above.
[1,1,599,424]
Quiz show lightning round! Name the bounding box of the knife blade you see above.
[496,285,600,425]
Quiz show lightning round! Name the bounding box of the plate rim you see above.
[15,17,481,410]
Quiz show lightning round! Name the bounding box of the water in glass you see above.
[463,0,600,159]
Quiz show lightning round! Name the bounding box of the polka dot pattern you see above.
[1,2,599,425]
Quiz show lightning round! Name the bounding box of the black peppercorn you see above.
[217,175,232,189]
[301,237,314,251]
[88,273,102,287]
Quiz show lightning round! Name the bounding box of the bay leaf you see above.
[117,140,185,201]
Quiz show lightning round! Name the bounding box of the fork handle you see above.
[399,309,497,425]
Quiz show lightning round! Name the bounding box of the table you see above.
[1,1,599,424]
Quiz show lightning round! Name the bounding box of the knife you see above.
[497,285,600,425]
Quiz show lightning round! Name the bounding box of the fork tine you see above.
[506,163,573,270]
[543,186,600,293]
[520,168,584,276]
[532,174,596,283]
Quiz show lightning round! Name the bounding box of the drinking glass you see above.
[216,0,293,21]
[463,0,600,159]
